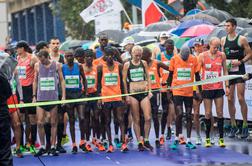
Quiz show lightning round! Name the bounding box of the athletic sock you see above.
[217,118,224,138]
[205,119,211,139]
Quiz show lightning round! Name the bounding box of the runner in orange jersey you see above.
[167,46,202,150]
[97,46,128,153]
[82,49,105,151]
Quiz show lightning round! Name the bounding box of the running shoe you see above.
[72,146,78,154]
[61,134,70,145]
[205,138,211,148]
[228,127,239,138]
[29,145,37,154]
[195,137,202,145]
[218,138,226,148]
[240,127,249,139]
[15,148,24,158]
[114,138,122,148]
[34,148,47,157]
[138,142,145,152]
[96,142,106,151]
[210,137,215,145]
[48,148,59,156]
[20,145,27,153]
[170,140,179,150]
[179,137,186,145]
[103,141,108,149]
[85,144,93,152]
[144,141,153,151]
[160,136,165,145]
[155,140,160,148]
[107,145,114,153]
[121,143,128,152]
[186,142,196,149]
[56,145,66,153]
[92,138,97,146]
[35,142,40,149]
[79,144,86,152]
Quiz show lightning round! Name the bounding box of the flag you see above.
[142,0,166,27]
[80,0,124,23]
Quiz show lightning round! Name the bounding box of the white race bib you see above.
[104,73,118,86]
[65,75,80,89]
[177,68,191,81]
[17,66,26,79]
[86,75,95,88]
[130,68,144,81]
[205,71,218,79]
[40,77,55,91]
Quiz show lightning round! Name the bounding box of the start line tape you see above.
[8,75,243,109]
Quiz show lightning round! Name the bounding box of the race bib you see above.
[40,77,55,91]
[130,68,144,81]
[65,75,79,89]
[177,68,191,81]
[86,75,95,88]
[17,66,26,79]
[163,61,170,73]
[104,73,118,86]
[226,59,239,72]
[149,72,156,84]
[205,64,211,69]
[205,71,218,79]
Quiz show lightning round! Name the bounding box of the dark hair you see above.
[104,46,114,55]
[83,49,94,57]
[36,41,48,52]
[142,47,151,56]
[16,40,33,53]
[49,37,60,43]
[164,39,174,46]
[37,50,49,58]
[99,33,108,40]
[74,47,85,57]
[226,18,237,26]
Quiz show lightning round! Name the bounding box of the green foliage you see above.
[206,0,252,18]
[54,0,95,40]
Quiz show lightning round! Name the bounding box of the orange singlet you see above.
[84,64,98,94]
[101,62,122,103]
[148,60,161,90]
[17,54,34,86]
[201,51,223,90]
[169,54,199,97]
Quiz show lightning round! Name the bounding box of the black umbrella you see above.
[181,13,220,25]
[218,17,252,28]
[97,30,126,44]
[201,9,232,22]
[206,26,243,42]
[144,21,175,32]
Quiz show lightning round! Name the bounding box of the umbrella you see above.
[120,34,156,47]
[180,24,215,38]
[182,35,208,48]
[186,9,202,16]
[181,13,220,25]
[59,40,90,51]
[172,19,213,36]
[125,28,143,37]
[97,30,126,44]
[171,36,191,49]
[138,21,177,37]
[201,9,232,22]
[218,17,252,28]
[206,26,243,42]
[239,28,252,38]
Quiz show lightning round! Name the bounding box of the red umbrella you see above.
[180,24,215,38]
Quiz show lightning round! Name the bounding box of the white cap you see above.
[159,31,170,38]
[120,36,135,47]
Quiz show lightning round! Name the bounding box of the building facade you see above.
[8,0,65,45]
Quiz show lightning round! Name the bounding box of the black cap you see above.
[16,40,29,49]
[36,41,48,52]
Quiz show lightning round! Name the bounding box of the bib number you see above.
[17,66,26,79]
[130,68,144,81]
[205,71,218,79]
[104,73,118,86]
[177,68,191,81]
[40,77,55,91]
[86,75,95,88]
[65,75,80,89]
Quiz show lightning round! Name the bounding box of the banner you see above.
[142,0,166,26]
[80,0,124,23]
[95,11,121,34]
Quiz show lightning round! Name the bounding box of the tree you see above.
[54,0,94,40]
[206,0,252,18]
